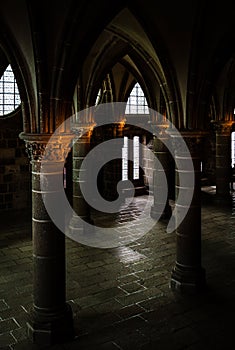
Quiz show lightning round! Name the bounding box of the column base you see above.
[27,303,74,346]
[68,215,94,235]
[170,263,206,294]
[214,193,232,206]
[151,203,171,220]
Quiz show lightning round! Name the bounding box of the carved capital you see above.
[25,141,47,161]
[71,123,96,139]
[210,121,233,135]
[170,131,208,155]
[151,120,170,137]
[19,133,73,162]
[42,139,72,162]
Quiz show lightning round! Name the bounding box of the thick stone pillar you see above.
[170,132,206,293]
[20,133,74,345]
[69,126,93,235]
[151,124,172,220]
[211,121,232,200]
[102,123,123,201]
[91,122,124,201]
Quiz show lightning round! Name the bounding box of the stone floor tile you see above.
[0,318,20,334]
[0,332,16,347]
[114,329,148,350]
[115,304,145,320]
[1,192,235,348]
[119,281,146,294]
[0,299,9,312]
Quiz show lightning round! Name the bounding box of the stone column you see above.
[170,131,206,293]
[102,123,123,201]
[211,121,232,201]
[151,124,172,220]
[90,121,125,201]
[69,126,93,235]
[20,133,74,345]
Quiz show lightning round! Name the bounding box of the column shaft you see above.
[215,123,232,199]
[170,132,206,293]
[73,133,91,219]
[102,124,122,200]
[151,128,172,219]
[20,134,74,345]
[69,129,93,236]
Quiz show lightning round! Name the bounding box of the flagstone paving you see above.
[0,191,235,349]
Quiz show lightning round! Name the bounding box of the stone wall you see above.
[0,111,30,211]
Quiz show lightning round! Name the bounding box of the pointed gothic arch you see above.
[0,64,21,117]
[125,82,149,115]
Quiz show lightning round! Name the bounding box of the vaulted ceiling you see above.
[0,0,235,132]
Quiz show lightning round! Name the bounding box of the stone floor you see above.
[0,190,235,349]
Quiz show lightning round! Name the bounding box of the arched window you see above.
[232,131,235,166]
[0,65,21,117]
[125,82,149,114]
[95,88,101,106]
[122,135,140,181]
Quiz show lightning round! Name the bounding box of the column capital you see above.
[210,120,233,135]
[168,130,208,155]
[71,122,96,138]
[170,130,208,139]
[151,121,170,136]
[19,132,73,162]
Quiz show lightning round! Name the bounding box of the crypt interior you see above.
[1,1,235,349]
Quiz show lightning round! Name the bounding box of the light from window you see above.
[133,136,140,179]
[232,131,235,166]
[125,82,149,114]
[0,65,21,116]
[122,136,128,181]
[122,136,140,181]
[95,89,101,106]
